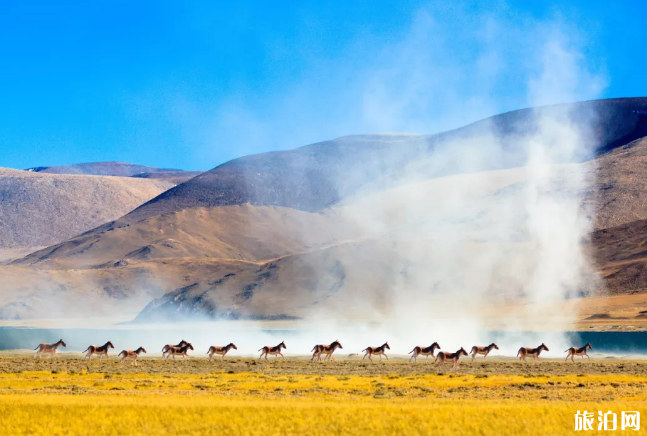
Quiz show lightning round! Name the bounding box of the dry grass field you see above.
[0,356,645,435]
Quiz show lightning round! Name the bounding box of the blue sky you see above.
[0,1,645,171]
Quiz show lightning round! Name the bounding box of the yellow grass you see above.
[1,361,646,435]
[5,394,645,436]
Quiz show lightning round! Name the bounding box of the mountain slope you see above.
[4,98,647,321]
[0,168,174,249]
[13,205,358,269]
[121,97,647,225]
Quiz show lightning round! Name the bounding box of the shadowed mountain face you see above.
[120,98,647,225]
[25,161,186,177]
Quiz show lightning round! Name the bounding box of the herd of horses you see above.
[32,339,595,368]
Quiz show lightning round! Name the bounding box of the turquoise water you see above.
[1,327,646,355]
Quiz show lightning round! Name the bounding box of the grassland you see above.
[0,356,645,435]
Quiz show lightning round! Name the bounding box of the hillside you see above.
[13,205,358,269]
[3,98,647,322]
[25,161,185,177]
[120,97,647,225]
[131,170,203,185]
[0,168,174,250]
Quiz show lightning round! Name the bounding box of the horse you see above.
[435,347,469,369]
[82,341,114,360]
[517,343,549,362]
[258,341,286,360]
[565,343,592,362]
[207,343,238,361]
[408,342,441,362]
[118,347,147,366]
[362,342,390,362]
[161,340,189,358]
[311,340,343,361]
[165,343,194,360]
[469,343,499,361]
[34,339,66,359]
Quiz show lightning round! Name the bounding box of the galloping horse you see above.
[83,341,114,360]
[435,347,469,369]
[162,340,189,358]
[469,343,499,361]
[207,343,238,361]
[34,339,66,359]
[408,342,441,362]
[118,347,146,366]
[565,343,592,362]
[517,343,549,362]
[362,342,390,362]
[311,341,343,361]
[165,343,194,360]
[259,341,287,360]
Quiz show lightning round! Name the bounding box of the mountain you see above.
[120,97,647,225]
[0,168,174,250]
[131,171,203,185]
[3,97,647,322]
[25,161,186,177]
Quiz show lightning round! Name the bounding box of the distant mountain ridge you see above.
[25,161,184,177]
[0,168,174,249]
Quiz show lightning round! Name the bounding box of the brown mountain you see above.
[25,161,184,177]
[0,168,174,251]
[3,98,647,322]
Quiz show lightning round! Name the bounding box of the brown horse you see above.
[408,342,441,362]
[162,340,189,358]
[311,341,343,361]
[83,341,114,360]
[165,343,194,360]
[565,343,592,362]
[34,339,66,359]
[118,347,146,366]
[362,342,390,362]
[207,343,238,361]
[517,343,549,362]
[435,347,469,369]
[258,341,286,360]
[470,343,499,361]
